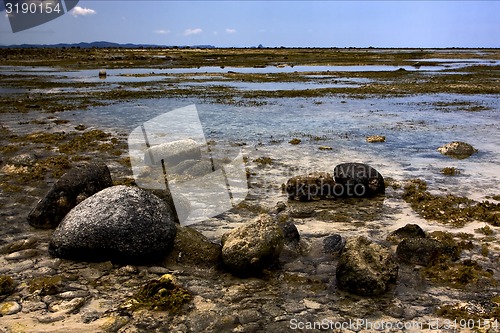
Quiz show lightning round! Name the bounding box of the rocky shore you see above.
[1,159,500,332]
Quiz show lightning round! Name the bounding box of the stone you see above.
[8,153,37,166]
[323,234,345,254]
[28,162,113,229]
[366,135,386,143]
[286,172,336,201]
[279,222,300,245]
[396,238,459,266]
[48,297,86,313]
[0,301,22,315]
[165,225,222,267]
[144,139,201,166]
[318,146,333,151]
[387,224,426,243]
[221,214,284,277]
[49,185,177,264]
[336,236,398,296]
[437,141,478,159]
[285,163,384,201]
[98,69,107,78]
[333,163,385,197]
[0,237,38,254]
[4,249,39,261]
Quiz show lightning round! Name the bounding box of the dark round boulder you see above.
[333,163,385,197]
[49,185,177,264]
[28,162,113,229]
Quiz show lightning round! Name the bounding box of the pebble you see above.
[147,266,170,274]
[20,301,47,313]
[58,290,90,299]
[0,237,38,254]
[48,297,86,313]
[0,301,22,315]
[37,313,66,323]
[303,299,322,310]
[4,249,39,261]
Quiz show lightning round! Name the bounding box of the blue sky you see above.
[1,1,499,47]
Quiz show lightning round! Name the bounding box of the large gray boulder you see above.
[28,162,113,229]
[336,237,398,296]
[221,215,284,277]
[49,186,177,264]
[437,141,478,159]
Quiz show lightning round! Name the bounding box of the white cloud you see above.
[71,6,96,17]
[153,29,170,35]
[225,28,236,34]
[184,28,202,36]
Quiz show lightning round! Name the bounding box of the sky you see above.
[1,1,499,48]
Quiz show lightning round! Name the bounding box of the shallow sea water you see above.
[68,93,500,241]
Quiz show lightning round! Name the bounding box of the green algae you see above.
[131,274,192,313]
[28,275,63,295]
[0,275,15,296]
[253,157,273,166]
[402,179,500,227]
[441,167,461,176]
[422,258,496,289]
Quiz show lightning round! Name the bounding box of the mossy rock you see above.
[0,276,15,296]
[131,274,192,313]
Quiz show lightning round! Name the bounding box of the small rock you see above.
[98,69,107,78]
[437,141,478,159]
[8,153,37,167]
[387,224,426,243]
[323,234,345,254]
[165,225,222,267]
[37,313,66,323]
[396,238,459,266]
[366,135,386,143]
[289,138,301,145]
[336,236,398,296]
[0,301,22,315]
[221,214,284,277]
[49,185,177,264]
[28,162,113,229]
[48,297,86,313]
[237,309,262,325]
[4,249,39,261]
[279,222,300,245]
[57,290,90,299]
[147,266,171,275]
[303,299,322,310]
[318,146,333,151]
[0,237,37,254]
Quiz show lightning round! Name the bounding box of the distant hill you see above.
[0,41,216,49]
